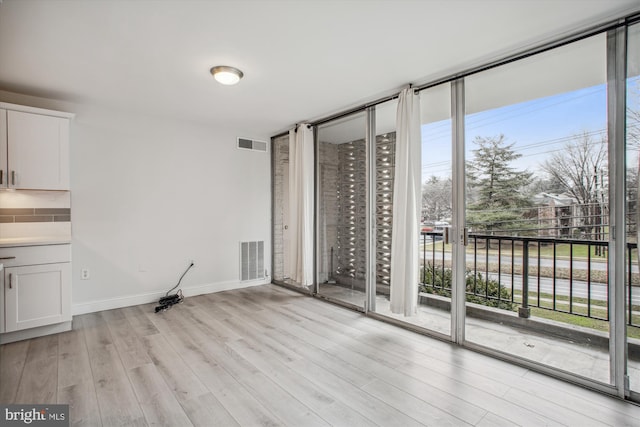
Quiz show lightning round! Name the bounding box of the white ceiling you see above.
[0,0,638,138]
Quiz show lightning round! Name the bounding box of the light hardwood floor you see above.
[2,284,640,426]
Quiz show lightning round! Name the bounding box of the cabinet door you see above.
[0,109,6,189]
[4,263,71,332]
[7,110,70,190]
[0,268,4,332]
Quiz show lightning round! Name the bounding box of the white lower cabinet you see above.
[4,263,71,332]
[0,244,71,336]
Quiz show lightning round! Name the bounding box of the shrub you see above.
[420,263,516,310]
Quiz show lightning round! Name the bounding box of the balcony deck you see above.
[316,282,640,390]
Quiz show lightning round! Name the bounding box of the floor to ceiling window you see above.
[463,33,612,384]
[272,15,640,402]
[626,21,640,399]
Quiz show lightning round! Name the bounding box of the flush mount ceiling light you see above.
[210,65,244,85]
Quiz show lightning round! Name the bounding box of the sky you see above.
[418,22,640,183]
[420,83,612,182]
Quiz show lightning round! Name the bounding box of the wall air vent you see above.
[240,241,265,281]
[237,137,268,152]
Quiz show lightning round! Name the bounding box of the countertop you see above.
[0,236,72,248]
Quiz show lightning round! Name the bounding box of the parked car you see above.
[420,221,449,240]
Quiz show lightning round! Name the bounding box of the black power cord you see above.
[155,262,194,313]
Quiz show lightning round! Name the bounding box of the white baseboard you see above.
[71,278,270,315]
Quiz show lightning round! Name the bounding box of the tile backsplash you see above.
[0,208,71,223]
[0,191,71,239]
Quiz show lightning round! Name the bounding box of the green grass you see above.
[513,290,616,309]
[508,289,640,338]
[469,243,609,260]
[530,308,640,340]
[538,243,610,259]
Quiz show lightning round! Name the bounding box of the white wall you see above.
[0,91,272,314]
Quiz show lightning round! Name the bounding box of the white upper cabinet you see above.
[7,110,70,190]
[0,109,6,189]
[0,103,74,191]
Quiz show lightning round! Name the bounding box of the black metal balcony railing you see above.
[419,231,639,328]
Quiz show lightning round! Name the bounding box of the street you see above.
[423,248,639,273]
[422,247,640,306]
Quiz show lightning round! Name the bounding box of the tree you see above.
[466,135,533,233]
[421,176,452,221]
[541,132,607,240]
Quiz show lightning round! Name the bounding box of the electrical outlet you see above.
[81,268,90,280]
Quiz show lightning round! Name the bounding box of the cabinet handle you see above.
[11,170,15,186]
[0,169,3,185]
[0,256,16,260]
[8,273,12,289]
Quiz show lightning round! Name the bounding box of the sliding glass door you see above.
[370,100,397,315]
[418,84,453,336]
[272,134,291,284]
[316,112,367,309]
[370,85,453,337]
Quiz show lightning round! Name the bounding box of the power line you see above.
[466,86,605,131]
[422,128,611,171]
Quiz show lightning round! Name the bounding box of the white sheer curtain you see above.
[390,88,421,315]
[288,124,314,287]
